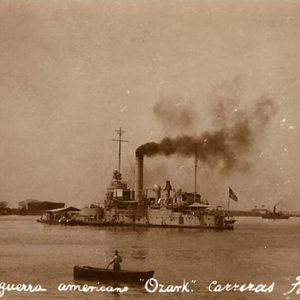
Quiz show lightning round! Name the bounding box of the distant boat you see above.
[262,205,290,219]
[73,265,154,283]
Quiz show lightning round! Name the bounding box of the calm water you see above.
[1,216,300,300]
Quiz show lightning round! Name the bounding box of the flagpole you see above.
[227,193,230,215]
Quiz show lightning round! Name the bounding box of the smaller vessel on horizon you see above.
[262,205,290,219]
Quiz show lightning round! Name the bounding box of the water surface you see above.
[1,216,300,299]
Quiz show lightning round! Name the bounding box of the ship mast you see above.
[194,144,198,203]
[112,127,128,174]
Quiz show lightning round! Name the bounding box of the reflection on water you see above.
[1,216,300,299]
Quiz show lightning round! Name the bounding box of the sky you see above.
[0,0,299,210]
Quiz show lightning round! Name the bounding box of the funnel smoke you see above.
[136,98,277,173]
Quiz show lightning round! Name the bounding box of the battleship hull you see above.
[76,207,234,229]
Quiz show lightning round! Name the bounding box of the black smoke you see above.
[136,98,277,173]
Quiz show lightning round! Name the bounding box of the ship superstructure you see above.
[99,153,234,229]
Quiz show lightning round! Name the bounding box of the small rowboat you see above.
[73,265,154,283]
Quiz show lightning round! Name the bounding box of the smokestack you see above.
[135,153,144,204]
[273,205,276,214]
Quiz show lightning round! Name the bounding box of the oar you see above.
[105,262,111,271]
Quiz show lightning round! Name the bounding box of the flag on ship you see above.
[229,187,238,202]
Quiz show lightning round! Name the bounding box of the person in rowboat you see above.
[106,250,122,271]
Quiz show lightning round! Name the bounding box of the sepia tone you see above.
[0,1,300,299]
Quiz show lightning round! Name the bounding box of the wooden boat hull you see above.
[73,265,154,283]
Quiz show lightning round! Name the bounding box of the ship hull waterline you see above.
[72,221,235,230]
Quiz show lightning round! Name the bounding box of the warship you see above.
[40,129,236,229]
[75,129,236,230]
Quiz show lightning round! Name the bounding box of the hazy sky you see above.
[0,0,299,210]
